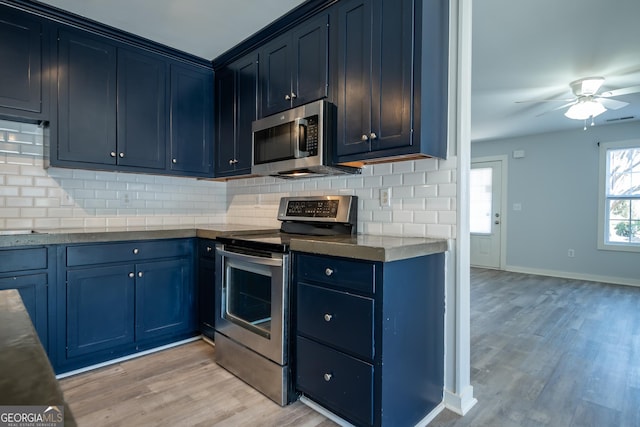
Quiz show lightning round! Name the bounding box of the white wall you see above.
[0,119,227,230]
[472,120,640,286]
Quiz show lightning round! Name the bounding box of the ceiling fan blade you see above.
[515,98,575,104]
[600,85,640,97]
[597,98,629,110]
[534,101,576,117]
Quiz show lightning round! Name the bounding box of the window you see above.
[470,167,493,234]
[598,140,640,252]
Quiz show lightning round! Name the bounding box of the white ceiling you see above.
[36,0,640,142]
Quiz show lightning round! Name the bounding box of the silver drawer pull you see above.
[206,246,213,252]
[128,272,134,278]
[324,314,333,322]
[324,373,332,382]
[133,248,139,254]
[325,268,333,276]
[138,271,143,278]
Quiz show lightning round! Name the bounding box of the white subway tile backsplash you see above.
[1,121,456,238]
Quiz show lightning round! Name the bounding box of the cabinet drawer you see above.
[296,253,375,294]
[0,247,47,273]
[297,336,373,427]
[297,283,373,360]
[198,239,216,259]
[67,239,190,266]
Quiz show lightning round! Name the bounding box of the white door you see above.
[470,160,503,268]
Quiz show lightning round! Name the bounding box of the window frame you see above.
[597,139,640,253]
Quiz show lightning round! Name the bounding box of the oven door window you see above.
[224,259,272,338]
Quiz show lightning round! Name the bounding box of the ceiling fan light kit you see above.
[564,98,607,120]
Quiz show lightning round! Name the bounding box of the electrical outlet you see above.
[568,249,575,258]
[380,188,391,207]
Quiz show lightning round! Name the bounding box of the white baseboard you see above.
[55,336,202,379]
[443,385,477,416]
[504,265,640,288]
[415,402,445,427]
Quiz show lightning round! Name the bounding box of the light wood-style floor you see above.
[60,268,640,426]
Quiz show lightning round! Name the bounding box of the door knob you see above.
[138,271,143,278]
[110,151,116,157]
[285,94,291,100]
[128,272,134,278]
[290,92,297,99]
[119,152,125,158]
[133,248,139,254]
[369,132,377,140]
[361,134,368,141]
[323,373,332,382]
[172,158,177,164]
[325,268,333,276]
[324,313,333,322]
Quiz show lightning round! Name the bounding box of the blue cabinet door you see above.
[291,12,329,107]
[260,33,291,117]
[169,63,213,176]
[0,6,44,116]
[135,258,194,341]
[117,48,167,170]
[0,273,48,350]
[66,264,135,358]
[57,29,117,165]
[335,0,373,157]
[198,240,216,339]
[215,52,258,177]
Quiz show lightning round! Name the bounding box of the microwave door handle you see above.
[294,118,309,158]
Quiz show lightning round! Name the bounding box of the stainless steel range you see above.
[214,195,357,406]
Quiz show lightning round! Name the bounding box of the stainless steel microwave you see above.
[251,100,360,178]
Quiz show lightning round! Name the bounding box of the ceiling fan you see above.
[517,77,640,123]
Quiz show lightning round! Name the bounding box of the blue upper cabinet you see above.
[169,63,214,177]
[335,0,448,163]
[260,11,329,117]
[117,48,167,170]
[215,52,258,177]
[56,29,118,166]
[0,5,51,121]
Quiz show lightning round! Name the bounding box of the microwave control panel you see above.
[306,115,318,156]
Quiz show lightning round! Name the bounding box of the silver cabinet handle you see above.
[325,268,333,276]
[119,152,125,158]
[290,92,297,99]
[110,151,116,157]
[229,159,234,165]
[172,158,177,164]
[138,271,143,278]
[324,373,332,382]
[133,248,139,254]
[206,246,213,253]
[285,94,291,100]
[128,272,134,278]
[369,132,377,140]
[324,314,333,322]
[361,134,368,141]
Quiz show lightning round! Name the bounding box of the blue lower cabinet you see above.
[294,252,445,427]
[66,264,135,358]
[135,258,194,341]
[0,246,52,353]
[57,239,196,373]
[0,273,49,349]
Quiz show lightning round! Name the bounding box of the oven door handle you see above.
[216,247,283,267]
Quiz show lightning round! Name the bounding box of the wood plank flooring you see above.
[431,268,640,427]
[59,341,336,426]
[60,268,640,426]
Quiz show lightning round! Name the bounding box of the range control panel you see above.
[277,195,357,224]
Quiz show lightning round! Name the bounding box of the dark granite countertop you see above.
[0,225,448,261]
[0,289,76,426]
[289,234,449,262]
